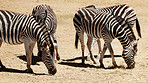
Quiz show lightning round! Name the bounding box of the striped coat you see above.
[73,5,140,68]
[0,10,56,75]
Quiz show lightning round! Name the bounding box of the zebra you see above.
[85,4,141,65]
[0,9,57,75]
[73,5,141,68]
[32,4,60,61]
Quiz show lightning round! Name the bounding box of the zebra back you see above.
[97,4,141,38]
[97,4,136,25]
[0,10,33,44]
[0,10,52,47]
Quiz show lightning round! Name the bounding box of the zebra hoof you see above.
[113,62,118,68]
[82,59,85,64]
[56,55,60,61]
[93,61,97,64]
[25,68,33,73]
[113,64,118,68]
[82,61,85,64]
[100,63,105,68]
[86,56,91,61]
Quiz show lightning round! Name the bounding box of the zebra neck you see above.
[21,16,38,41]
[34,24,48,45]
[117,29,136,50]
[118,35,133,50]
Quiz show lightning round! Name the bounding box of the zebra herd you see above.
[0,4,141,75]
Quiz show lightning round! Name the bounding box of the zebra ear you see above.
[32,9,36,19]
[32,9,36,16]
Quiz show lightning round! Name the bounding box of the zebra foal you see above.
[0,9,57,75]
[73,5,140,68]
[32,4,60,60]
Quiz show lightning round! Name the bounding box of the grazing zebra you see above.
[86,4,141,64]
[73,5,141,68]
[0,10,57,75]
[32,4,60,60]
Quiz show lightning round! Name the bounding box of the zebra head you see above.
[39,38,57,75]
[122,39,139,69]
[32,4,57,29]
[32,4,48,23]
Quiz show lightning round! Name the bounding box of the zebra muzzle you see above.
[128,62,135,69]
[48,65,57,75]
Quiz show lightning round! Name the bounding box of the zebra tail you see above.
[136,18,142,38]
[75,32,79,49]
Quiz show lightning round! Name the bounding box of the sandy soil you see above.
[0,0,148,83]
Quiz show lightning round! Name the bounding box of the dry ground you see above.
[0,0,148,83]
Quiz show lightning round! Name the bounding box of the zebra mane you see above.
[107,4,127,9]
[85,5,96,9]
[115,16,136,42]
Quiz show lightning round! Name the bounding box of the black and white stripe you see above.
[32,4,60,60]
[0,10,56,75]
[73,5,141,68]
[86,4,141,64]
[97,4,141,38]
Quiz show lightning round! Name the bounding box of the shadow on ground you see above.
[59,62,97,68]
[0,66,47,75]
[0,55,46,75]
[17,55,42,65]
[62,55,121,62]
[59,55,126,69]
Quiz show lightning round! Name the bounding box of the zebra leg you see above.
[80,31,85,64]
[51,33,60,60]
[96,39,102,65]
[24,39,35,73]
[87,35,96,64]
[106,42,118,67]
[37,43,42,59]
[99,44,107,68]
[86,38,97,61]
[0,60,6,71]
[0,38,2,47]
[0,39,6,70]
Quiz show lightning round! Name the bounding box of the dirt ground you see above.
[0,0,148,83]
